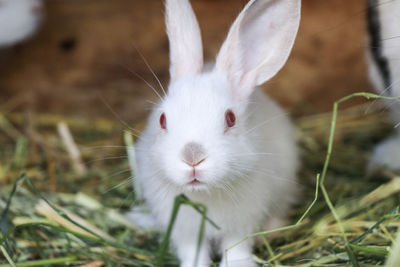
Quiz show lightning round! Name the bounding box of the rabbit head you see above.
[147,0,300,193]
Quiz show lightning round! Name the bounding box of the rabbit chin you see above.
[167,170,218,193]
[175,175,211,193]
[183,181,209,193]
[174,172,234,194]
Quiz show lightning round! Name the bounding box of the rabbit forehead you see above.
[168,72,230,99]
[166,73,233,115]
[160,73,235,138]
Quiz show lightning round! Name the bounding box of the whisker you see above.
[133,44,167,96]
[385,98,400,111]
[85,156,128,164]
[122,129,140,139]
[220,183,240,206]
[231,152,280,157]
[364,79,400,114]
[103,176,135,194]
[229,163,300,185]
[106,168,133,179]
[244,112,289,135]
[146,99,158,106]
[125,66,163,101]
[81,145,129,150]
[98,95,141,134]
[80,145,151,153]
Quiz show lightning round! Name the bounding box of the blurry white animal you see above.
[131,0,301,266]
[366,0,400,172]
[0,0,43,47]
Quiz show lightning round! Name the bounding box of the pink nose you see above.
[181,142,206,167]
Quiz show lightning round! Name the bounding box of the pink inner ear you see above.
[215,0,300,100]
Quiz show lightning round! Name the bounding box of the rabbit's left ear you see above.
[166,0,204,81]
[215,0,301,99]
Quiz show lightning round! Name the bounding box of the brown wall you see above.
[0,0,372,123]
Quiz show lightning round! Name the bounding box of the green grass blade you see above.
[0,174,25,257]
[0,255,77,267]
[352,206,400,244]
[156,195,182,267]
[156,194,220,267]
[0,244,16,267]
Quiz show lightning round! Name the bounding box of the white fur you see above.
[166,0,203,80]
[0,0,42,47]
[132,0,301,266]
[125,205,158,230]
[366,0,400,172]
[368,134,400,172]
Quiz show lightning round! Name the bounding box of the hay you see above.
[1,94,400,266]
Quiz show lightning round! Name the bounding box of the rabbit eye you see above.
[160,113,167,130]
[225,109,236,129]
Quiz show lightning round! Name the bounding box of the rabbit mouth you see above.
[184,178,208,192]
[189,179,202,185]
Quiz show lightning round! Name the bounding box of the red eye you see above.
[225,109,236,128]
[160,113,167,130]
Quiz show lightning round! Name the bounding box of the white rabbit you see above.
[0,0,43,47]
[133,0,301,266]
[366,0,400,172]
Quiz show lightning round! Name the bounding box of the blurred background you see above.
[0,0,372,123]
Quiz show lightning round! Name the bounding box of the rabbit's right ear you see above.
[215,0,301,100]
[166,0,203,81]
